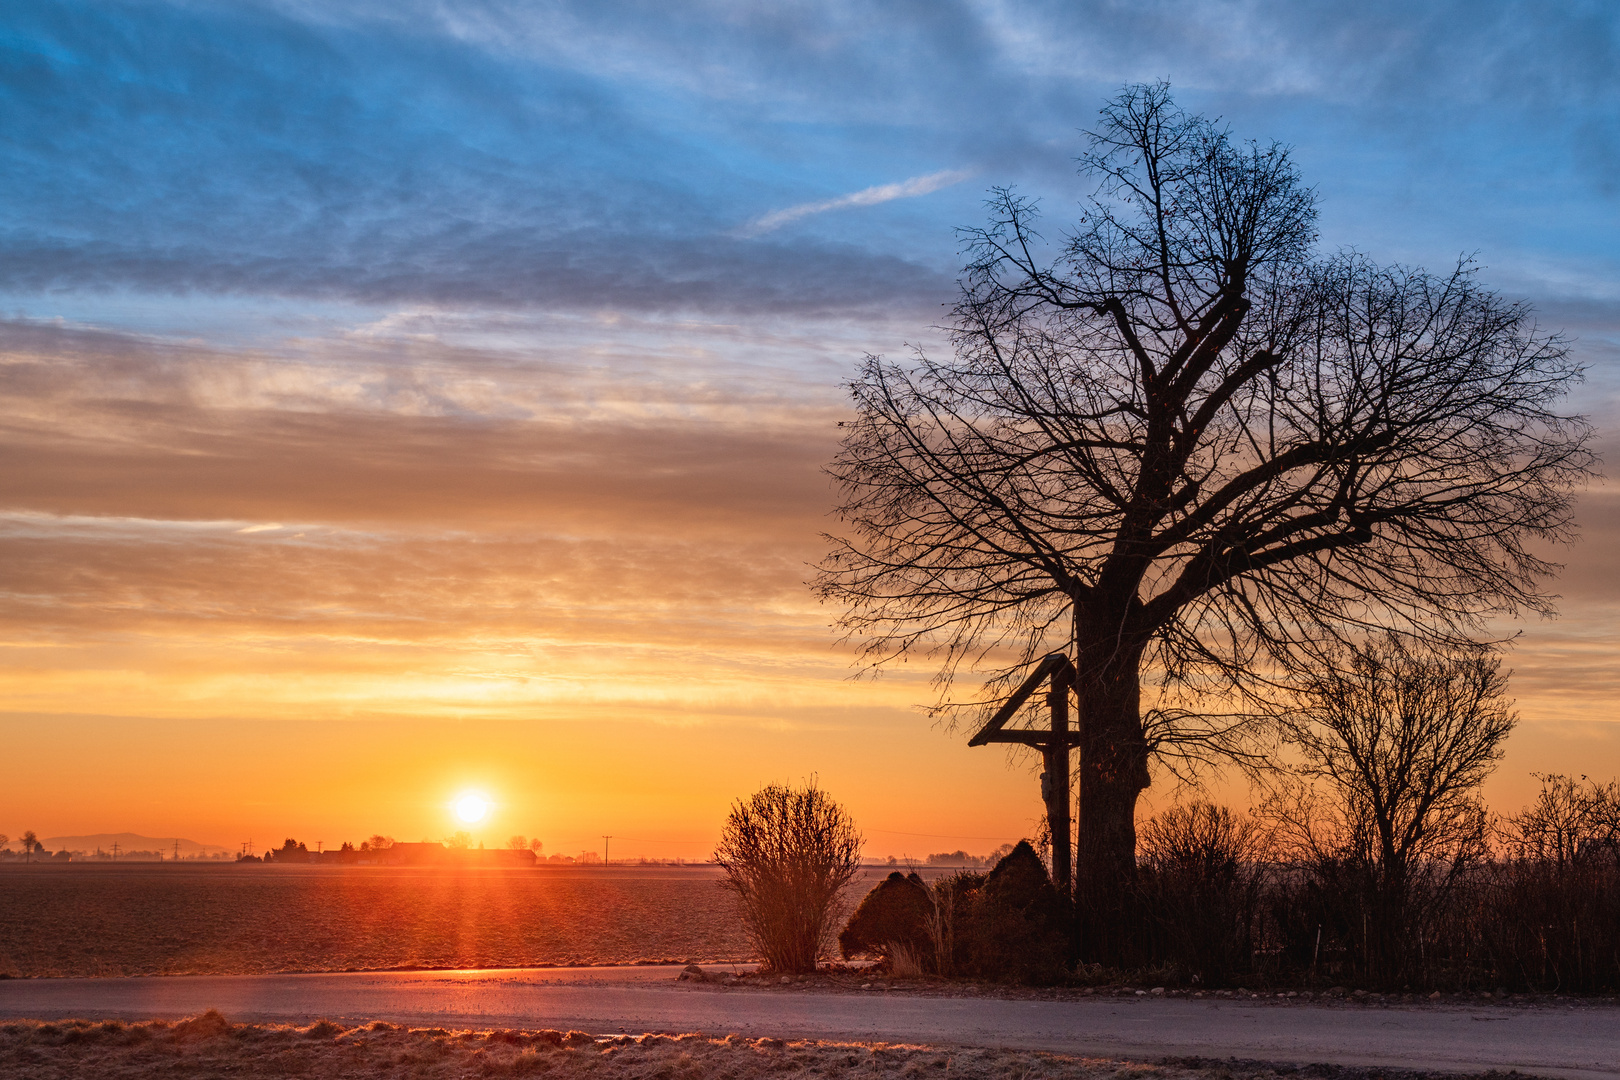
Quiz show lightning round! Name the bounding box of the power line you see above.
[864,828,1018,841]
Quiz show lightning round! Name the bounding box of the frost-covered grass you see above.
[0,1013,1530,1080]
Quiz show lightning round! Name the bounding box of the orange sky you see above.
[5,4,1620,861]
[2,312,1616,859]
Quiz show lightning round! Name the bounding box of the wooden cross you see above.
[968,652,1079,899]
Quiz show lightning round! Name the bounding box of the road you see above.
[0,965,1614,1079]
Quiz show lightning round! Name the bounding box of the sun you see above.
[454,793,490,823]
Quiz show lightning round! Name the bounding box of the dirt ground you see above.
[0,1013,1545,1080]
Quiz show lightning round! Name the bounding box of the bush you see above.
[714,782,862,973]
[923,869,983,977]
[839,871,933,964]
[917,841,1069,984]
[1134,802,1264,985]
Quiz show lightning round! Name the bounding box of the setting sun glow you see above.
[454,794,490,823]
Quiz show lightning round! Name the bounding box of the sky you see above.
[2,0,1618,859]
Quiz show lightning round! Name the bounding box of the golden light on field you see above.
[454,793,491,824]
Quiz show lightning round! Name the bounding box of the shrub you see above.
[941,841,1068,984]
[1134,802,1264,985]
[924,870,984,977]
[1476,774,1620,992]
[714,782,862,973]
[838,871,933,964]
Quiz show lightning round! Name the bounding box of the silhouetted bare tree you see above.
[816,82,1591,952]
[1501,772,1620,869]
[1264,634,1514,982]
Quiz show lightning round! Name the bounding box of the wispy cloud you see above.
[739,169,974,238]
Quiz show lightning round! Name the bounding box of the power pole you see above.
[603,836,612,866]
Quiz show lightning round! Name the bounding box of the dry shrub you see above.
[1134,803,1264,985]
[170,1010,232,1043]
[1476,774,1620,992]
[888,942,927,977]
[839,871,933,963]
[714,782,862,974]
[962,840,1067,983]
[910,842,1066,984]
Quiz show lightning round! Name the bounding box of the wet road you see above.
[0,965,1614,1079]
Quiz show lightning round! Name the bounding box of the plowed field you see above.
[0,864,814,977]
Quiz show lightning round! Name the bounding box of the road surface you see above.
[0,965,1613,1079]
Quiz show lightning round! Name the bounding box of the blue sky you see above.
[6,1,1616,329]
[2,1,1618,850]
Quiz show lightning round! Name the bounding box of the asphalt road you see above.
[1,965,1614,1079]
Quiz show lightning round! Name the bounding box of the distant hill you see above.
[40,833,232,856]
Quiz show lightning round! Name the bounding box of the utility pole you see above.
[602,836,611,866]
[111,842,120,862]
[173,839,179,862]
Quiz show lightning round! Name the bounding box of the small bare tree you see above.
[1268,634,1514,981]
[20,830,38,863]
[816,82,1591,951]
[714,782,863,973]
[1501,773,1620,869]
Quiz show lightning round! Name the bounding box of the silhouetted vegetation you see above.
[816,81,1593,960]
[714,782,863,973]
[1134,803,1264,987]
[1263,637,1513,985]
[840,841,1068,984]
[832,776,1620,991]
[838,870,933,972]
[960,841,1068,983]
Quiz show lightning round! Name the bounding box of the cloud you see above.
[3,1,1616,316]
[0,318,845,536]
[739,169,975,237]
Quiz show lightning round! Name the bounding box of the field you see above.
[0,863,856,978]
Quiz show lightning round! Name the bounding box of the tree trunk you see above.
[1072,632,1150,965]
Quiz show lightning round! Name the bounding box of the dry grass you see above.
[0,1013,1536,1080]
